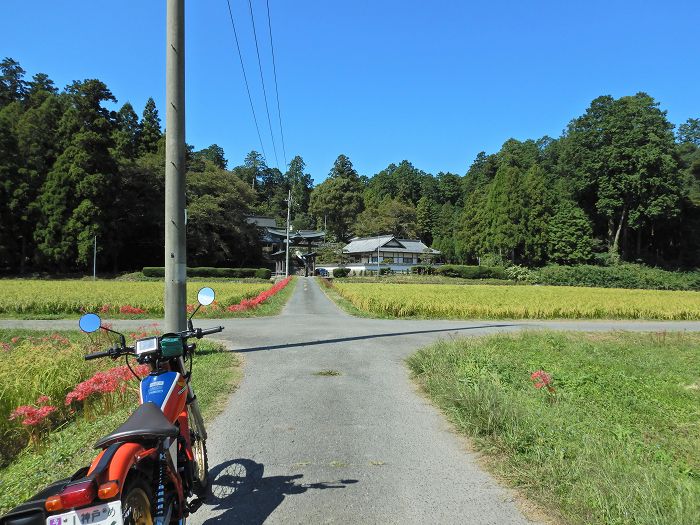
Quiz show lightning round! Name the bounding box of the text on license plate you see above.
[47,500,122,525]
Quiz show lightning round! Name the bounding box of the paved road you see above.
[3,279,700,524]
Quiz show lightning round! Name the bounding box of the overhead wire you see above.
[247,0,280,170]
[265,0,287,169]
[224,0,267,162]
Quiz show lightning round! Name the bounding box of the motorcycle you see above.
[1,287,223,525]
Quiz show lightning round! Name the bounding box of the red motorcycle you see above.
[1,287,222,525]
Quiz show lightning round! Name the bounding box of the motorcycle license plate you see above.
[47,500,123,525]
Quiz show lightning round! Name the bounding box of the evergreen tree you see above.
[309,154,364,241]
[139,97,161,155]
[286,155,313,223]
[112,102,140,160]
[416,196,439,244]
[35,80,118,270]
[547,201,594,264]
[483,164,525,260]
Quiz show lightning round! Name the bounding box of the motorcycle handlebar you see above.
[84,349,112,361]
[197,326,224,338]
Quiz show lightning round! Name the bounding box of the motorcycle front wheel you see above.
[188,408,210,497]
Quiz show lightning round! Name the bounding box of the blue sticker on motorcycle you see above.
[141,371,179,408]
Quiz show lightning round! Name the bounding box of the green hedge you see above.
[410,265,436,275]
[434,265,507,280]
[534,264,700,291]
[333,267,351,278]
[142,267,271,279]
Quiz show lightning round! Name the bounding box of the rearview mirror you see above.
[197,287,215,306]
[79,313,101,333]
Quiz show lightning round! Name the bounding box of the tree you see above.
[0,57,27,107]
[522,164,553,265]
[547,201,594,264]
[677,118,700,146]
[112,102,140,160]
[436,171,462,205]
[561,93,682,260]
[34,80,118,270]
[139,97,161,155]
[416,196,439,244]
[353,197,417,238]
[286,155,313,222]
[482,164,525,260]
[309,155,364,241]
[186,167,262,266]
[194,144,227,170]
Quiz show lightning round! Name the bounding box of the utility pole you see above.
[164,0,187,332]
[93,236,97,280]
[285,189,291,278]
[377,240,381,277]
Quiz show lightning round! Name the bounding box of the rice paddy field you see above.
[331,282,700,320]
[0,280,273,318]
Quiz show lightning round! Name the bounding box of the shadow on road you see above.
[231,324,519,353]
[202,459,358,524]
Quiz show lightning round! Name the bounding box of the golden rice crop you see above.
[0,280,270,316]
[332,282,700,320]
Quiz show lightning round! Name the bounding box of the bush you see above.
[410,265,435,275]
[505,264,535,283]
[434,265,506,280]
[379,268,393,275]
[142,267,271,279]
[254,268,272,280]
[534,264,700,291]
[333,267,351,278]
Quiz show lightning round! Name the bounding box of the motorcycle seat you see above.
[95,402,179,449]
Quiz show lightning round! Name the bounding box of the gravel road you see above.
[2,277,699,524]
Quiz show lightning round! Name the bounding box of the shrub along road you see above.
[1,278,700,523]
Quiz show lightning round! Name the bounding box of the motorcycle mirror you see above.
[79,313,101,333]
[197,287,215,306]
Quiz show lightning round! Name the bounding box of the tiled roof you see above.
[343,236,440,255]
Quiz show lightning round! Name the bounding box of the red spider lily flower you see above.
[36,395,51,405]
[226,277,291,312]
[10,404,57,426]
[11,337,20,344]
[0,342,10,352]
[530,370,556,393]
[119,305,146,315]
[100,304,111,313]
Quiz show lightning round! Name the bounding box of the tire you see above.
[121,478,154,525]
[188,411,209,498]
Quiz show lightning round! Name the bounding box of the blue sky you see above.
[2,1,698,182]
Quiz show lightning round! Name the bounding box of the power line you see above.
[225,0,267,162]
[266,0,287,169]
[247,0,280,170]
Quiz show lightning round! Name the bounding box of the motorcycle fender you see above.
[88,443,146,492]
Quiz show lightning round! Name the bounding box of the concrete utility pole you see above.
[285,189,291,278]
[93,236,97,280]
[164,0,187,332]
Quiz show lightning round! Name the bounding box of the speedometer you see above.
[135,337,159,356]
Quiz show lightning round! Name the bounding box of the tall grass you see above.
[408,332,700,524]
[333,282,700,319]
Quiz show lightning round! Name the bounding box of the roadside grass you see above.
[331,282,700,320]
[407,331,700,525]
[0,280,284,319]
[0,335,240,514]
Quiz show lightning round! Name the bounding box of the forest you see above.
[1,57,698,274]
